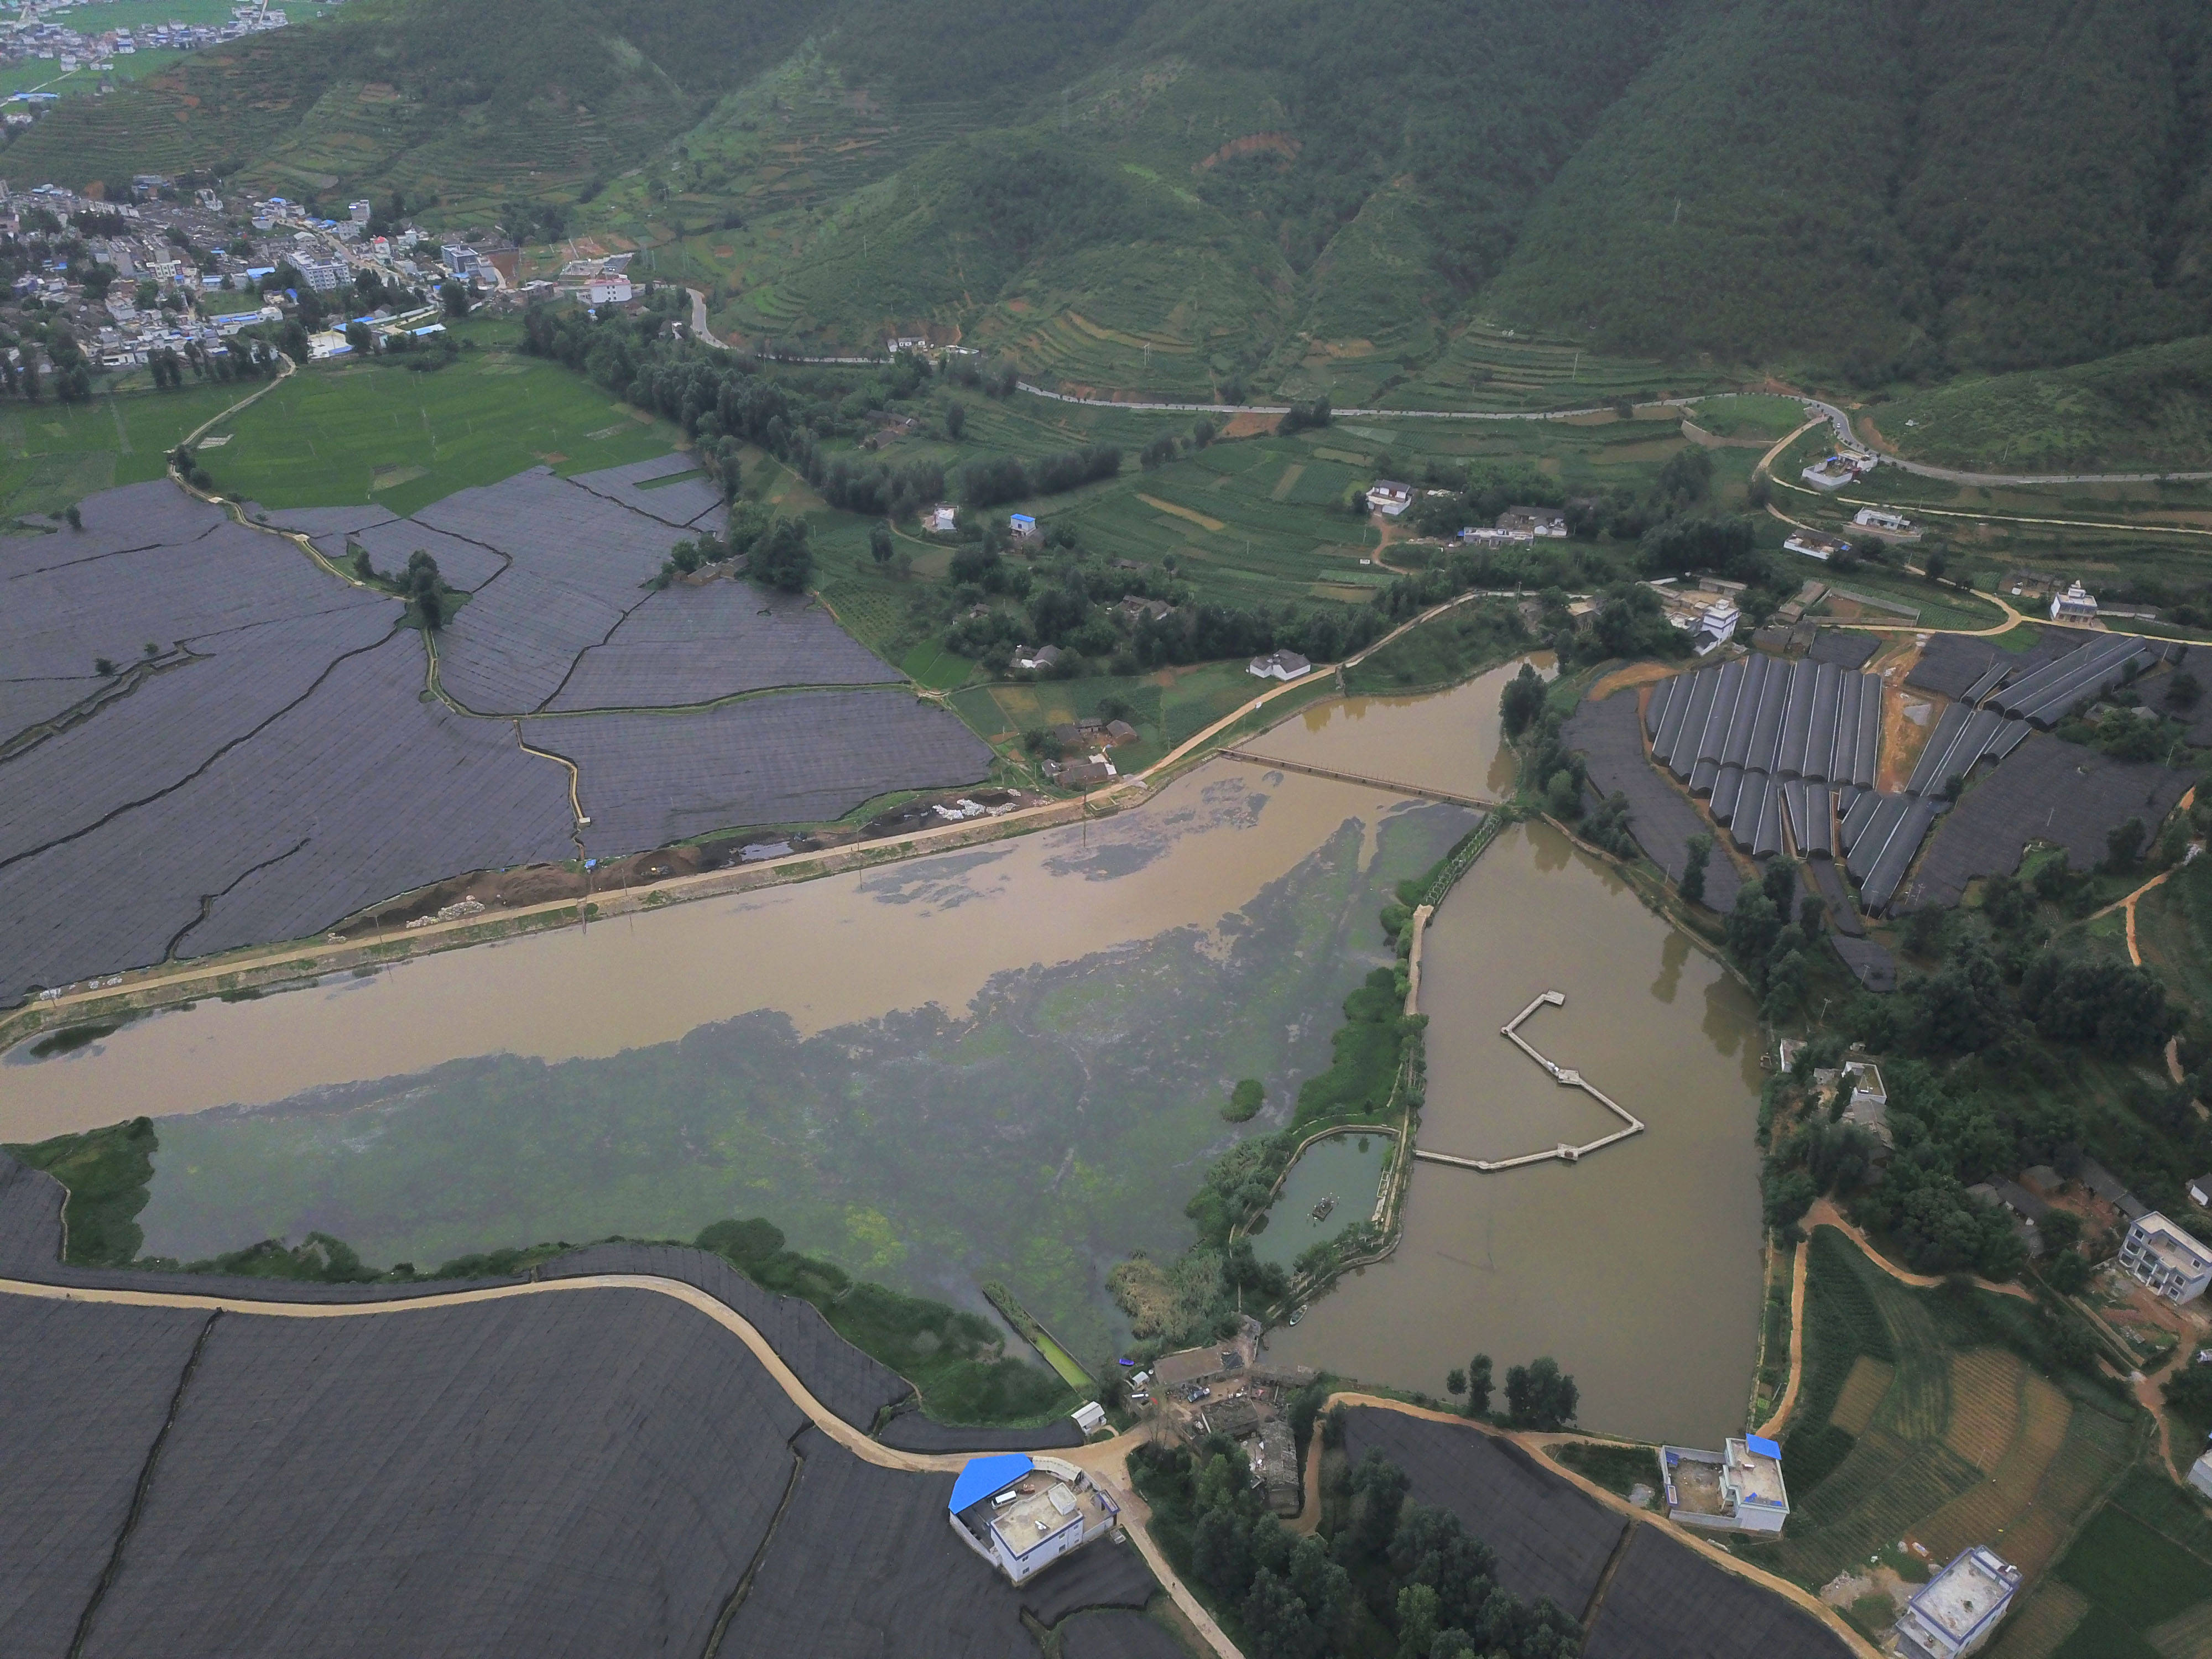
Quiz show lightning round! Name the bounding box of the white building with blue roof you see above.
[1656,1433,1791,1533]
[947,1453,1121,1584]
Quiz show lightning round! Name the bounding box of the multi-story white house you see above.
[1894,1547,2021,1659]
[947,1454,1120,1584]
[2049,582,2099,624]
[2119,1212,2212,1303]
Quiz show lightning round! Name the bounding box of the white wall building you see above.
[1692,598,1739,657]
[1894,1546,2021,1659]
[1365,479,1412,515]
[2119,1212,2212,1303]
[1248,649,1312,681]
[1657,1436,1790,1533]
[948,1454,1120,1585]
[1851,506,1913,534]
[2049,581,2099,624]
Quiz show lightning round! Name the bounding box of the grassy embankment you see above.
[4,1119,1080,1427]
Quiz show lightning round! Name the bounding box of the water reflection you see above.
[1265,822,1766,1447]
[1262,654,1554,801]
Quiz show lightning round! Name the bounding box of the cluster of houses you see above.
[0,175,518,371]
[1460,504,1569,546]
[0,0,297,88]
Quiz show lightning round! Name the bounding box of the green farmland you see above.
[200,347,691,515]
[0,385,249,519]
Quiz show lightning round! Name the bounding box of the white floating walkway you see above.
[1413,992,1645,1173]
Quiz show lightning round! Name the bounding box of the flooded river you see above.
[4,655,1765,1439]
[1266,819,1766,1447]
[7,763,1469,1359]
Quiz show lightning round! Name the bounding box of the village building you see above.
[2118,1212,2212,1303]
[1799,453,1870,491]
[1691,597,1739,656]
[1783,530,1851,561]
[947,1454,1120,1585]
[2192,1441,2212,1502]
[1010,644,1063,672]
[2188,1173,2212,1211]
[931,504,958,533]
[1655,1435,1790,1533]
[2049,581,2099,624]
[1053,755,1117,788]
[1850,506,1914,535]
[1118,594,1175,625]
[1365,479,1413,516]
[2080,1157,2148,1222]
[1893,1546,2021,1659]
[1248,649,1312,681]
[1497,505,1568,538]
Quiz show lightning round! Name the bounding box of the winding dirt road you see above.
[1,1266,1242,1659]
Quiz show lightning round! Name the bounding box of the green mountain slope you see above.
[1872,335,2212,472]
[1489,0,2212,379]
[7,0,2210,399]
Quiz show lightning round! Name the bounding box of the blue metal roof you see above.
[948,1453,1032,1513]
[1745,1434,1782,1460]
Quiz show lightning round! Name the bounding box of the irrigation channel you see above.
[4,659,1765,1444]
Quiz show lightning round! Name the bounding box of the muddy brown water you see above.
[2,770,1423,1139]
[5,657,1765,1442]
[1255,653,1554,801]
[1265,819,1766,1448]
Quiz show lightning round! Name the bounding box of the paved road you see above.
[1015,379,1704,424]
[1800,397,2212,488]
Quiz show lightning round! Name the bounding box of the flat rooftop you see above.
[1903,1548,2017,1642]
[1726,1438,1790,1512]
[990,1481,1084,1557]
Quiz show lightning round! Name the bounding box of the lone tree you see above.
[405,550,444,630]
[1463,1353,1493,1418]
[1504,1356,1577,1430]
[1500,663,1546,738]
[64,503,82,530]
[944,399,966,441]
[752,516,813,593]
[869,522,894,566]
[1681,833,1712,906]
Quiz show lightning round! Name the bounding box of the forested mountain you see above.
[10,0,2210,389]
[1489,0,2212,380]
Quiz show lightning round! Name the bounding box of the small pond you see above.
[1247,1131,1393,1271]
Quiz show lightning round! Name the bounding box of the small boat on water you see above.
[1286,1307,1305,1326]
[1310,1193,1337,1224]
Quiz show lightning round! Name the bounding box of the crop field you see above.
[1980,1468,2212,1658]
[204,351,687,515]
[0,385,249,519]
[1383,319,1736,413]
[1765,1227,2140,1597]
[0,484,580,999]
[950,659,1264,768]
[523,688,992,852]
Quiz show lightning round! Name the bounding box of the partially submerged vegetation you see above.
[5,1120,1076,1426]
